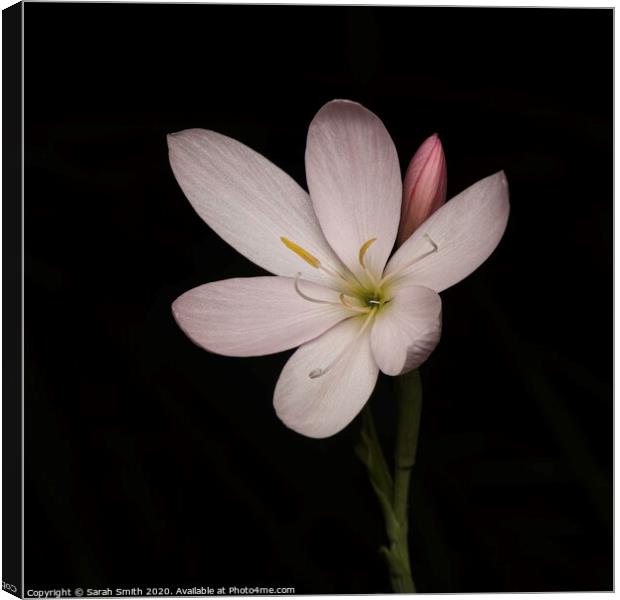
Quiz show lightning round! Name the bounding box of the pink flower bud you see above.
[397,134,447,246]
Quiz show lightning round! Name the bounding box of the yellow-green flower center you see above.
[281,235,392,315]
[279,233,438,379]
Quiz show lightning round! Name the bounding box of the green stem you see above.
[391,369,423,593]
[357,369,423,594]
[395,370,422,521]
[358,405,394,500]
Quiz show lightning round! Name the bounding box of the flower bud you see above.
[397,134,447,245]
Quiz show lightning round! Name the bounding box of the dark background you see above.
[23,4,612,593]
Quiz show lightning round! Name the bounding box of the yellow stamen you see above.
[280,237,321,268]
[358,238,377,269]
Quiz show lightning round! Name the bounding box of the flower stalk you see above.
[357,369,423,593]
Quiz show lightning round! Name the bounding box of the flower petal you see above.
[384,171,509,293]
[172,276,349,357]
[168,129,345,287]
[274,317,379,438]
[305,100,402,279]
[397,134,447,246]
[371,286,442,376]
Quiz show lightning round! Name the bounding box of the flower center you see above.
[280,234,437,379]
[281,235,387,311]
[361,288,387,309]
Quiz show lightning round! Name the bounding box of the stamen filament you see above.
[309,308,377,379]
[319,263,350,283]
[339,293,372,314]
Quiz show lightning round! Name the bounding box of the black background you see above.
[24,4,612,594]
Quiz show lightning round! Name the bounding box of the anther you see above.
[281,237,321,268]
[357,237,380,287]
[281,236,356,288]
[358,238,377,269]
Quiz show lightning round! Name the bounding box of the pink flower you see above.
[398,133,447,245]
[168,100,509,438]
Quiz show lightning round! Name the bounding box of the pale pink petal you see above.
[305,100,402,280]
[370,286,442,376]
[172,277,349,357]
[168,129,346,288]
[384,172,509,293]
[397,134,447,246]
[274,317,379,438]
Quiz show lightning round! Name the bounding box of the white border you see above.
[0,2,614,599]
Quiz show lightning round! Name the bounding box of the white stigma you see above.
[292,274,372,314]
[379,233,438,286]
[308,308,377,379]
